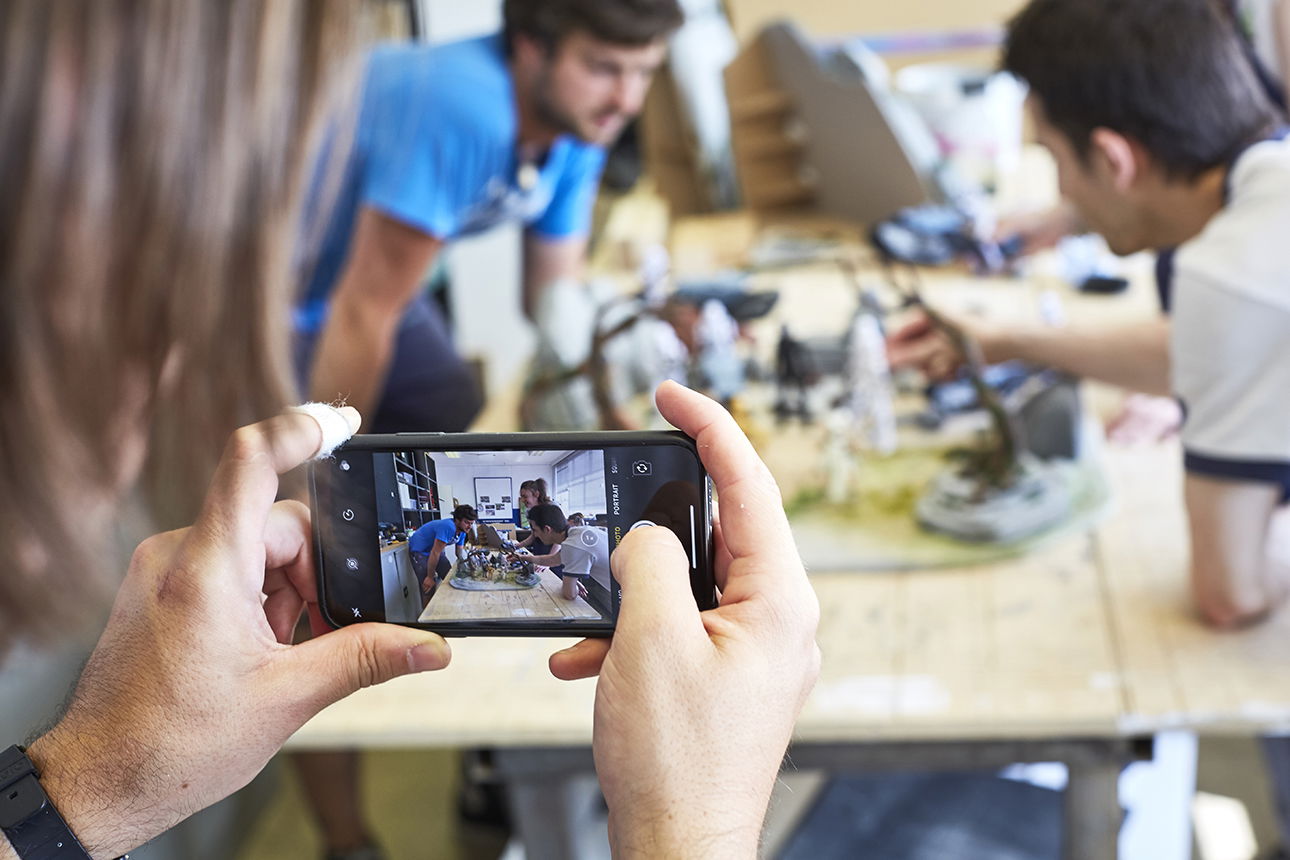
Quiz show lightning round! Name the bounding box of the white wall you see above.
[433,460,555,521]
[419,0,501,43]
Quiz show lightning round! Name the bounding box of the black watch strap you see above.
[0,745,93,860]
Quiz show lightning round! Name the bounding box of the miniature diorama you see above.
[449,548,540,591]
[740,238,1113,570]
[522,249,778,431]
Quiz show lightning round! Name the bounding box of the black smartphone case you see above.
[310,430,716,637]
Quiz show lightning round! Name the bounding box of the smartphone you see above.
[310,431,716,637]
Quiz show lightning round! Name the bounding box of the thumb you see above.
[611,526,705,641]
[284,623,452,709]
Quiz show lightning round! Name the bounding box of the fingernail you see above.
[407,640,450,672]
[337,406,361,434]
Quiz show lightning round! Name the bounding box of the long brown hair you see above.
[520,478,552,506]
[0,0,361,644]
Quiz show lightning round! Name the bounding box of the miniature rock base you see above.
[915,455,1072,543]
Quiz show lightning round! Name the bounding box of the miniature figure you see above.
[773,326,821,423]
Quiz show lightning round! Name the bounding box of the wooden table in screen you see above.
[286,213,1290,860]
[419,567,600,623]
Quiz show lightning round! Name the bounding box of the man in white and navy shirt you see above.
[889,0,1290,629]
[525,503,611,601]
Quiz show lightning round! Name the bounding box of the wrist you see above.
[607,789,766,860]
[609,812,762,860]
[24,730,148,860]
[977,325,1016,365]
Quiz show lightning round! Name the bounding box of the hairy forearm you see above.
[986,318,1171,396]
[7,729,160,860]
[309,294,401,418]
[608,800,764,860]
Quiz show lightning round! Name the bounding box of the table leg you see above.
[1064,757,1124,860]
[1261,734,1290,848]
[494,747,603,860]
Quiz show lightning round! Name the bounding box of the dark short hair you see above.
[503,0,684,56]
[527,503,568,534]
[1003,0,1279,180]
[453,504,478,521]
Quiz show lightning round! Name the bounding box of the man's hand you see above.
[994,201,1083,257]
[886,309,1003,381]
[1106,393,1183,445]
[18,408,451,860]
[549,381,821,859]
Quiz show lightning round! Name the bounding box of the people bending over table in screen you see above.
[516,477,552,531]
[522,503,609,601]
[409,504,477,599]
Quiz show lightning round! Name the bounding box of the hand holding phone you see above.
[21,408,452,860]
[549,382,822,856]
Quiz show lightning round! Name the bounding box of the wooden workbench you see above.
[419,567,600,623]
[288,211,1290,859]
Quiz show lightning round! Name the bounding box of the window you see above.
[553,451,608,517]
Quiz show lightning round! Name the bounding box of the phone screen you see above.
[310,433,714,635]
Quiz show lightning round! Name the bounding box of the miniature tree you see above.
[861,254,1027,497]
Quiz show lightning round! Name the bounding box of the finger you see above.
[711,515,733,593]
[259,501,316,639]
[655,381,794,562]
[262,585,305,643]
[548,638,611,680]
[195,407,360,556]
[886,311,932,345]
[306,602,330,638]
[898,335,956,376]
[263,500,313,572]
[610,526,706,641]
[281,622,452,713]
[928,353,957,382]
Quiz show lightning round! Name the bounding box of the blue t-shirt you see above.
[409,518,467,555]
[295,35,608,333]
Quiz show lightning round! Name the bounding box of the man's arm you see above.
[4,409,452,860]
[1184,474,1290,628]
[889,311,1173,396]
[309,207,443,417]
[526,547,562,568]
[422,538,449,592]
[522,232,587,319]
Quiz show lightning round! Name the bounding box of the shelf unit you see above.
[394,451,439,534]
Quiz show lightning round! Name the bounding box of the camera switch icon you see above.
[631,460,652,477]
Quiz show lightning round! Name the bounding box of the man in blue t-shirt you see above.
[409,504,478,595]
[296,0,683,435]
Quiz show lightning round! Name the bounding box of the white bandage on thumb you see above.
[288,402,360,459]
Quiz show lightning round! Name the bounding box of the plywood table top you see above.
[291,439,1290,750]
[288,213,1290,751]
[419,568,600,623]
